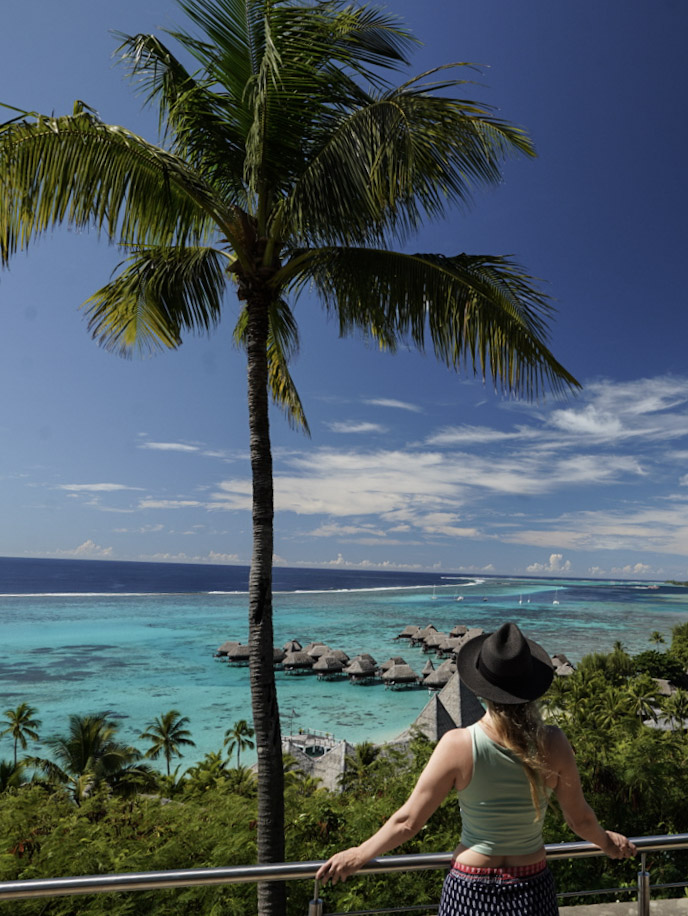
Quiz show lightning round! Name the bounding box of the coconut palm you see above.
[650,630,665,645]
[1,703,41,765]
[140,709,196,776]
[662,688,688,730]
[25,713,147,803]
[224,718,255,768]
[0,2,579,908]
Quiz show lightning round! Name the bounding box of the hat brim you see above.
[456,632,554,704]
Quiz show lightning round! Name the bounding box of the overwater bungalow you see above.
[313,655,345,680]
[424,659,456,689]
[216,640,240,657]
[422,632,448,653]
[396,625,421,640]
[283,638,302,653]
[437,636,465,658]
[345,657,377,685]
[412,624,438,646]
[283,650,315,675]
[307,643,332,659]
[382,663,420,690]
[422,659,435,677]
[449,624,467,638]
[227,644,251,666]
[330,649,350,664]
[378,656,407,674]
[273,647,286,667]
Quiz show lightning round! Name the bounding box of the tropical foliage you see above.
[140,709,196,776]
[1,703,41,765]
[0,3,580,909]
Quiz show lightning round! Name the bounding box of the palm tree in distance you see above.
[140,709,196,776]
[1,703,41,766]
[224,718,255,768]
[0,3,580,910]
[25,713,147,803]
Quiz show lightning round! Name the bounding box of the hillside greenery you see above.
[2,623,688,914]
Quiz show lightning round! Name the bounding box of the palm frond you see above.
[115,32,249,202]
[84,245,227,356]
[281,68,535,246]
[234,298,310,432]
[283,246,580,399]
[0,108,234,265]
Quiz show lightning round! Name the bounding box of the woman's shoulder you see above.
[543,724,575,761]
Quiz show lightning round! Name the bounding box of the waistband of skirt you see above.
[450,859,547,879]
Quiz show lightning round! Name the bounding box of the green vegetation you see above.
[1,624,688,912]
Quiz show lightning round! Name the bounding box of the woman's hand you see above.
[316,847,365,886]
[602,831,637,859]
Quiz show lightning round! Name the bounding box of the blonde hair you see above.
[485,700,550,819]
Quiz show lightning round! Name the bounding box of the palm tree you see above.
[140,709,196,776]
[224,718,255,768]
[1,703,41,766]
[0,3,579,909]
[650,630,665,645]
[25,713,146,803]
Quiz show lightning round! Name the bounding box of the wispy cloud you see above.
[58,483,142,492]
[326,421,388,434]
[139,442,200,453]
[364,398,422,412]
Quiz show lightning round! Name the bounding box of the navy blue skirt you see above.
[438,865,558,916]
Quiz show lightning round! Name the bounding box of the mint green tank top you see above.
[458,722,549,855]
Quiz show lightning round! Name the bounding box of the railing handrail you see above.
[0,833,686,901]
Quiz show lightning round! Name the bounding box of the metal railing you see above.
[0,833,686,914]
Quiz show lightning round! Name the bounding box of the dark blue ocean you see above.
[1,557,686,768]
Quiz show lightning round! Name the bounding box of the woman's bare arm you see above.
[316,728,472,885]
[549,727,636,859]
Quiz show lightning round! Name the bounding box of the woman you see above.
[316,622,636,915]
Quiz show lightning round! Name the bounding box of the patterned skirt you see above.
[437,861,558,916]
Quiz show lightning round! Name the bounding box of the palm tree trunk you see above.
[245,290,286,916]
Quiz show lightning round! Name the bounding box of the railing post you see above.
[308,877,323,916]
[637,852,650,916]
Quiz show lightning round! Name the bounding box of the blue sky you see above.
[1,0,688,580]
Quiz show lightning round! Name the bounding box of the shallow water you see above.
[1,571,686,767]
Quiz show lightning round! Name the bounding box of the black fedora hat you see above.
[456,622,553,704]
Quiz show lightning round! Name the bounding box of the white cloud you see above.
[139,442,200,453]
[326,421,388,434]
[138,499,203,509]
[426,425,533,446]
[58,483,141,492]
[50,539,113,558]
[610,562,653,576]
[364,398,422,412]
[138,550,239,564]
[526,553,571,574]
[295,552,427,570]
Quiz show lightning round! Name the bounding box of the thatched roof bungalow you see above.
[345,657,377,685]
[283,639,302,653]
[227,644,251,665]
[378,656,407,673]
[449,625,467,638]
[313,655,345,679]
[216,640,240,657]
[424,659,457,689]
[382,663,420,689]
[396,625,421,640]
[283,651,315,675]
